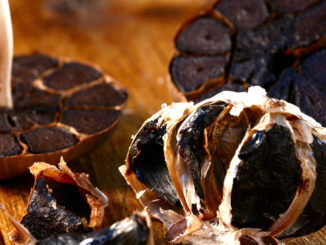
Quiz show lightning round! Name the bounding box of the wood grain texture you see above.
[0,0,325,244]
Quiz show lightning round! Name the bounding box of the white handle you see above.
[0,0,13,109]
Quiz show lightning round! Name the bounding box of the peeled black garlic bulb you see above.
[120,87,326,244]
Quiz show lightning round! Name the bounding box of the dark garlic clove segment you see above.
[35,212,153,245]
[126,110,181,206]
[0,161,153,245]
[231,125,301,230]
[0,54,127,179]
[169,0,326,126]
[121,87,326,244]
[277,136,326,238]
[12,159,108,241]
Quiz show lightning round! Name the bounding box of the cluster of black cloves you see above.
[121,87,326,244]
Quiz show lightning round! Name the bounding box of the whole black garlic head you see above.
[120,87,326,244]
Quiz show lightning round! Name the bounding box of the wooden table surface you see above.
[0,0,325,244]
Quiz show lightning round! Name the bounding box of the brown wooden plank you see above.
[0,0,324,244]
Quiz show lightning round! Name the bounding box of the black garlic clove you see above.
[12,159,108,241]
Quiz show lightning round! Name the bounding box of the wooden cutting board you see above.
[0,0,324,244]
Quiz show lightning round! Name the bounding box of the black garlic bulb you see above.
[120,87,326,244]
